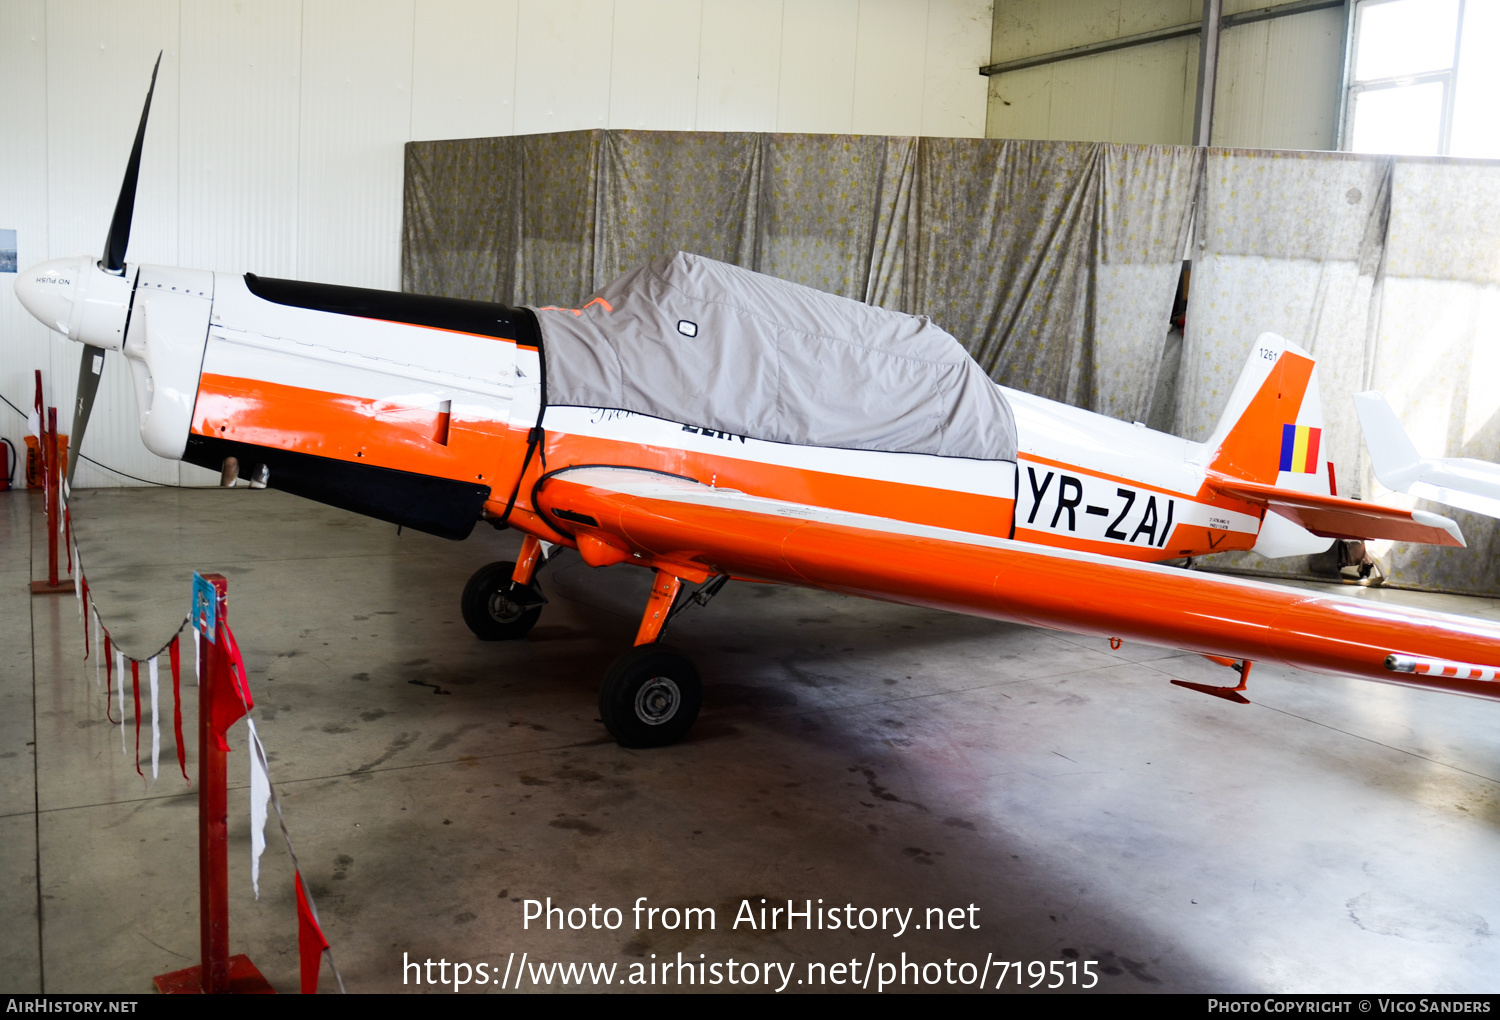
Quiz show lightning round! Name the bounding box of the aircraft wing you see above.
[535,467,1500,700]
[1205,474,1466,547]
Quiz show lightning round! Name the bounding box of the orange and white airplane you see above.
[16,61,1500,747]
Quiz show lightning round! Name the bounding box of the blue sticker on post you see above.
[192,571,216,643]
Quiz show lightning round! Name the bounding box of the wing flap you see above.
[1206,474,1465,548]
[537,467,1500,700]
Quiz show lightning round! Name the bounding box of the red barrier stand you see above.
[31,405,75,596]
[154,574,273,994]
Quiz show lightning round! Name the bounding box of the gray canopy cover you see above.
[532,252,1017,462]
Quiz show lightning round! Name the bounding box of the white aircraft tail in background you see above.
[1355,390,1500,520]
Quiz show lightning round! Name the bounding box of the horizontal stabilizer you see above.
[1355,390,1500,519]
[1206,474,1465,548]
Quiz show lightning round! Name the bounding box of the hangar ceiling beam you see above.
[978,0,1345,78]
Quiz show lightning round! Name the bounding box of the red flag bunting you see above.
[131,660,142,777]
[295,872,329,995]
[223,622,253,712]
[168,636,187,781]
[207,621,253,752]
[104,634,116,724]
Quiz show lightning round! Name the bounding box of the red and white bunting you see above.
[169,637,187,782]
[130,660,142,778]
[147,656,160,781]
[248,718,270,899]
[295,874,332,995]
[248,718,345,994]
[115,648,127,754]
[62,497,346,992]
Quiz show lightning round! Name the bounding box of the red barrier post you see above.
[154,575,272,994]
[31,405,74,596]
[48,407,59,587]
[201,574,230,990]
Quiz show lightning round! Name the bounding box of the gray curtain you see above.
[1361,158,1500,593]
[403,130,1200,421]
[600,130,762,282]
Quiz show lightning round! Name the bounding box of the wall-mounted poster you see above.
[0,230,15,273]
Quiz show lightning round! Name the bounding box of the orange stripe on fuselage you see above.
[191,373,524,487]
[534,429,1018,540]
[1020,452,1188,502]
[191,372,1259,563]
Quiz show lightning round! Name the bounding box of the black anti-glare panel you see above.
[243,274,541,345]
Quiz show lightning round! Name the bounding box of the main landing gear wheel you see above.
[461,561,543,641]
[598,644,702,748]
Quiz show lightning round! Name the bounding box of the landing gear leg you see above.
[460,535,548,641]
[598,570,702,747]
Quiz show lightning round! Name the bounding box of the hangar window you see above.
[1344,0,1500,158]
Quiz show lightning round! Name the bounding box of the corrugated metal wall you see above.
[0,0,991,488]
[987,0,1346,149]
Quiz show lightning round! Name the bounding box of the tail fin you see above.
[1356,389,1500,519]
[1204,332,1328,494]
[1200,338,1465,552]
[1353,390,1423,491]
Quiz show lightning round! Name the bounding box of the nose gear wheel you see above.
[461,560,544,640]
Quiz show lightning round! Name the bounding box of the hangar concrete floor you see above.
[4,485,1500,995]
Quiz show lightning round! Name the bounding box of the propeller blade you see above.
[101,51,162,274]
[67,346,107,487]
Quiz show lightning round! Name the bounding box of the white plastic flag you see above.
[115,649,127,754]
[27,409,39,439]
[92,613,101,687]
[247,719,271,900]
[193,627,201,686]
[148,657,160,781]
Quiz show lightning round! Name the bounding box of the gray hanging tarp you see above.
[1092,144,1203,425]
[909,138,1103,408]
[755,133,917,306]
[534,251,1018,462]
[1364,157,1500,593]
[402,130,1199,428]
[599,130,762,284]
[1172,148,1394,484]
[402,136,522,302]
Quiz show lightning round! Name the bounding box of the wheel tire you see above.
[598,644,702,748]
[461,561,543,641]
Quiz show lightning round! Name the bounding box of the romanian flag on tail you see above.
[1280,424,1321,474]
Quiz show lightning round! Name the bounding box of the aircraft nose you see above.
[15,256,91,337]
[16,255,134,349]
